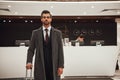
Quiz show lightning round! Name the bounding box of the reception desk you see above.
[63,46,119,77]
[0,46,119,78]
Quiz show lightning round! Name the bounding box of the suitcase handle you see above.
[25,69,33,80]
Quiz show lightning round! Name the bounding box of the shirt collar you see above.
[43,26,51,31]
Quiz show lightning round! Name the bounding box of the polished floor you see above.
[0,69,120,80]
[111,70,120,80]
[63,78,113,80]
[0,72,119,80]
[0,70,120,80]
[0,77,117,80]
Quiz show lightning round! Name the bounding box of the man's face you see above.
[41,13,52,25]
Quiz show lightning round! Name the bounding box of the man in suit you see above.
[76,34,85,46]
[26,10,64,80]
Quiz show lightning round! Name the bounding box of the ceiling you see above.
[0,1,120,16]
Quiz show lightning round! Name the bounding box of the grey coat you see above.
[26,27,64,80]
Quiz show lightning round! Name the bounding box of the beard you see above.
[43,20,50,25]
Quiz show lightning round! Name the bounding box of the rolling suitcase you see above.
[25,69,33,80]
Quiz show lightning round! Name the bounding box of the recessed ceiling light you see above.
[14,12,18,15]
[25,20,28,23]
[50,6,53,9]
[91,5,94,9]
[30,20,33,23]
[74,20,77,23]
[96,20,99,22]
[117,11,120,14]
[8,5,11,8]
[9,20,11,22]
[3,20,6,22]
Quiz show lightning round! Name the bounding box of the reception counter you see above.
[0,46,119,78]
[63,46,119,77]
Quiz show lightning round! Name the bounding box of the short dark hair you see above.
[41,10,52,18]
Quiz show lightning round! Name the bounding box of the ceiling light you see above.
[25,20,28,23]
[9,20,11,22]
[96,20,99,23]
[8,5,11,8]
[50,6,53,9]
[14,12,18,15]
[91,5,94,9]
[30,20,33,23]
[74,20,77,23]
[3,20,6,22]
[117,11,120,14]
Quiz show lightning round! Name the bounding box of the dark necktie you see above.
[45,29,48,43]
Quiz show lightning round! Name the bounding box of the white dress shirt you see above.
[42,26,51,40]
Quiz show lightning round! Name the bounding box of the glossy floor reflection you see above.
[0,70,120,80]
[111,70,120,80]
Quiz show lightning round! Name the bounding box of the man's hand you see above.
[26,63,33,69]
[57,68,63,76]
